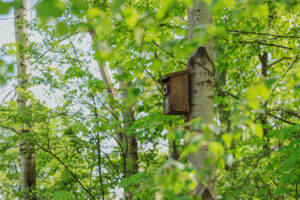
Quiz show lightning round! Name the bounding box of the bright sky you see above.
[0,9,15,103]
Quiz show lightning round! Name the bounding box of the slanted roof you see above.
[158,69,190,83]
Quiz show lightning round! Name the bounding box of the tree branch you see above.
[265,112,296,125]
[215,86,297,125]
[152,40,188,67]
[267,57,292,68]
[268,56,299,103]
[218,38,293,50]
[158,23,187,30]
[32,33,78,65]
[36,144,96,200]
[229,30,300,39]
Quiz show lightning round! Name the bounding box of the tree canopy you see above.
[0,0,299,199]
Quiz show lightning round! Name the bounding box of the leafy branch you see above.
[218,38,293,50]
[229,30,300,39]
[215,87,297,125]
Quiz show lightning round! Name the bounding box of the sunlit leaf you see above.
[209,142,224,157]
[0,1,13,15]
[36,0,66,19]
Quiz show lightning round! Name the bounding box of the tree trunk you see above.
[259,52,270,150]
[168,122,180,160]
[89,31,138,199]
[187,0,216,199]
[14,0,37,199]
[168,139,180,160]
[117,67,138,200]
[216,68,231,133]
[89,31,118,99]
[89,31,125,144]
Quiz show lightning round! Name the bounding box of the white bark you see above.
[14,0,36,199]
[89,31,118,99]
[89,31,138,200]
[89,31,125,145]
[188,0,216,199]
[117,67,138,200]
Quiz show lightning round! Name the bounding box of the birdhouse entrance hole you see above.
[158,70,190,115]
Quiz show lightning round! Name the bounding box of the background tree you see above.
[14,0,36,199]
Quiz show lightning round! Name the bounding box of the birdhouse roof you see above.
[158,69,190,83]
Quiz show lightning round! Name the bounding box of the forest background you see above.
[0,0,299,199]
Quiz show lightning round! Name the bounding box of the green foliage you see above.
[0,0,14,14]
[156,160,197,199]
[0,0,299,199]
[36,0,66,19]
[0,59,14,86]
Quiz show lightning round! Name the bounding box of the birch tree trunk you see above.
[117,67,138,200]
[187,0,216,199]
[14,0,37,199]
[89,31,118,99]
[89,31,125,146]
[89,32,138,200]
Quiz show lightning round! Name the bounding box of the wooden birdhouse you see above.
[158,70,190,115]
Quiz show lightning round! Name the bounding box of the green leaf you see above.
[295,63,300,78]
[156,0,174,20]
[123,6,139,28]
[222,133,232,148]
[294,84,300,91]
[209,142,224,157]
[245,84,270,108]
[56,21,70,36]
[112,0,126,13]
[7,63,14,73]
[36,0,66,19]
[0,59,4,67]
[265,78,278,88]
[257,84,271,101]
[134,27,143,46]
[223,0,235,8]
[126,87,141,107]
[252,123,263,138]
[183,0,193,7]
[245,86,260,109]
[0,1,13,15]
[0,76,6,86]
[253,4,269,19]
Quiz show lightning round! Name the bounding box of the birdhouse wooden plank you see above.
[158,70,190,115]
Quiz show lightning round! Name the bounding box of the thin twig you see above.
[31,33,78,65]
[36,144,96,200]
[158,23,187,30]
[0,124,96,199]
[152,40,188,67]
[218,38,293,50]
[229,30,300,39]
[215,86,297,125]
[267,57,292,68]
[267,56,299,104]
[265,112,296,125]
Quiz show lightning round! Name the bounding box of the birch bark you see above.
[14,0,36,199]
[89,32,138,200]
[89,31,125,147]
[187,0,216,199]
[117,67,138,200]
